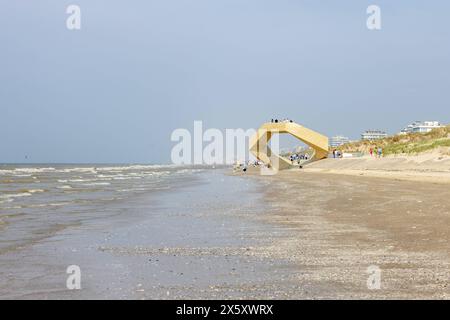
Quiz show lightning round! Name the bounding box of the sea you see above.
[0,164,205,254]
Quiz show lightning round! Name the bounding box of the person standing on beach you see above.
[369,148,373,157]
[377,147,382,158]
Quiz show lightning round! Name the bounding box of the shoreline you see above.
[1,170,304,299]
[1,168,449,299]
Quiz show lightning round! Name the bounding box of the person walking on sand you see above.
[369,147,373,157]
[377,147,382,158]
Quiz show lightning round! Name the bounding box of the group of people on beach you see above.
[234,159,265,173]
[369,147,383,158]
[290,153,309,164]
[332,147,383,159]
[270,118,293,123]
[332,149,343,158]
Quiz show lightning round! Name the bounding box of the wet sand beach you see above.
[249,170,450,299]
[1,168,299,299]
[0,166,449,299]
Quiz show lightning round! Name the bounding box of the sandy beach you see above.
[247,170,450,298]
[303,155,450,184]
[1,165,449,299]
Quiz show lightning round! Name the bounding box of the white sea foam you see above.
[61,168,97,174]
[96,174,114,179]
[21,202,73,208]
[1,165,197,208]
[28,189,44,193]
[117,188,148,192]
[68,179,90,182]
[0,164,180,176]
[0,192,33,203]
[176,168,204,174]
[67,178,107,183]
[96,164,178,172]
[14,168,56,174]
[82,182,111,186]
[0,192,32,199]
[57,185,73,189]
[113,176,143,180]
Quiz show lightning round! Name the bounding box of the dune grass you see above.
[337,125,450,156]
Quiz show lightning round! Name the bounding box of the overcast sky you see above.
[1,0,449,163]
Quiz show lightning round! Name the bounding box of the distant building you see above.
[330,135,350,148]
[400,121,444,134]
[361,130,387,141]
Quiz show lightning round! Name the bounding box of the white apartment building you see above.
[400,121,444,134]
[361,130,388,141]
[330,135,350,147]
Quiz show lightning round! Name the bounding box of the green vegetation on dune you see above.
[337,125,450,156]
[384,138,450,155]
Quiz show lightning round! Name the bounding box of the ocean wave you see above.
[0,192,32,199]
[0,167,96,175]
[60,168,97,174]
[57,185,73,189]
[28,189,44,193]
[8,201,74,209]
[81,182,111,186]
[15,168,56,174]
[96,172,166,180]
[0,164,182,176]
[66,178,112,183]
[68,179,91,182]
[117,187,149,192]
[151,171,171,175]
[175,168,204,174]
[96,174,113,179]
[117,189,133,192]
[113,176,143,180]
[0,189,44,204]
[95,164,179,172]
[0,192,33,203]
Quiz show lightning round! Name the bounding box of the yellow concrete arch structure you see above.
[249,122,329,170]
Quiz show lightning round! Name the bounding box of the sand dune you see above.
[303,154,450,184]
